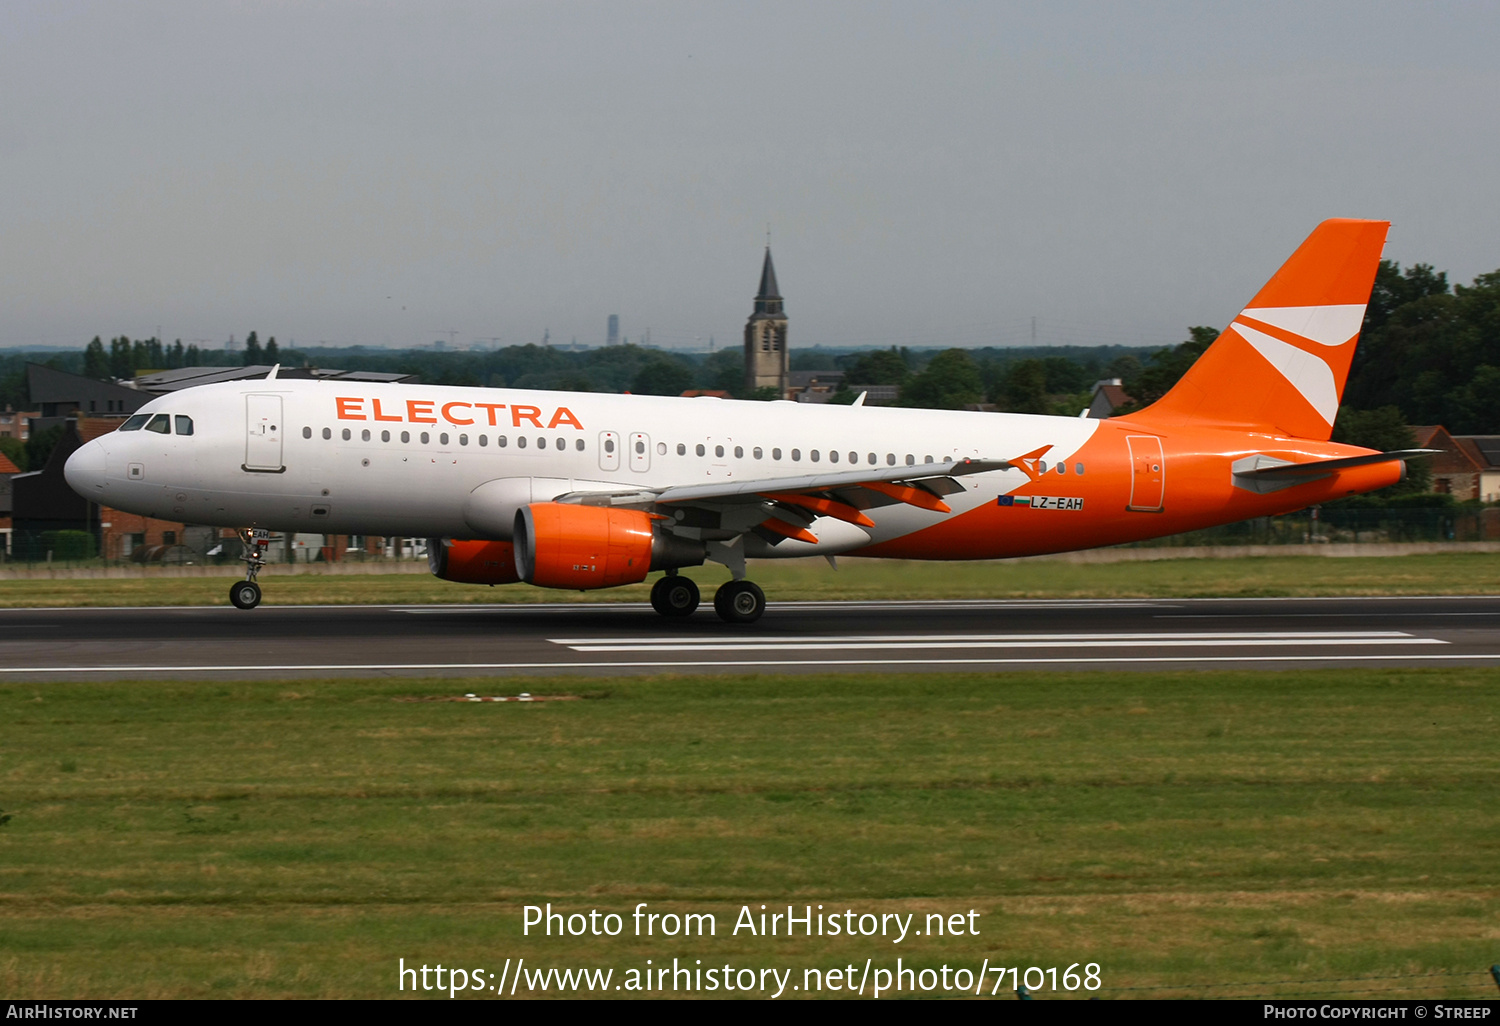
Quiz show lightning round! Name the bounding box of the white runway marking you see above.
[549,630,1443,653]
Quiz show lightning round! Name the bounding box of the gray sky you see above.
[4,1,1498,353]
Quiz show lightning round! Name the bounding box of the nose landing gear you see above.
[230,528,268,610]
[230,579,262,610]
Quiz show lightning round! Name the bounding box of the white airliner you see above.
[65,220,1428,622]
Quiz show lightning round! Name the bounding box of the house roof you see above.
[1453,435,1500,470]
[26,363,149,407]
[133,365,416,393]
[0,453,19,474]
[1411,426,1483,474]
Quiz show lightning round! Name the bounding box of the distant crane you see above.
[431,328,459,351]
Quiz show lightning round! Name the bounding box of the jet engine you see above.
[427,538,522,585]
[513,502,705,590]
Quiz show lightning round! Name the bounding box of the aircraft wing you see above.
[552,457,1011,543]
[555,458,1007,508]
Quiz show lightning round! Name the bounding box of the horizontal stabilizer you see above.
[1232,449,1438,494]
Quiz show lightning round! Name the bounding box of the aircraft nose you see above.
[64,439,108,496]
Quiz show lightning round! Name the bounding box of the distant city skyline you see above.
[3,3,1498,353]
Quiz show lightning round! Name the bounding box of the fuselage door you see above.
[1126,435,1165,512]
[244,394,284,472]
[629,432,651,472]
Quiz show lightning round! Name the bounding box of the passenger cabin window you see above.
[175,416,193,435]
[576,438,585,452]
[362,429,371,441]
[381,430,391,442]
[420,432,430,444]
[479,435,488,446]
[696,444,706,457]
[677,443,686,455]
[322,427,332,440]
[342,428,351,440]
[401,431,410,443]
[773,448,782,460]
[715,445,724,458]
[753,447,763,459]
[302,426,312,439]
[145,414,171,434]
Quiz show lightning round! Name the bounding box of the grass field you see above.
[3,551,1500,607]
[2,669,1497,999]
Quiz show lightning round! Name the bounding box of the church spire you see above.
[754,248,783,315]
[744,246,789,397]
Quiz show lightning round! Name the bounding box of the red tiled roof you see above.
[0,453,19,474]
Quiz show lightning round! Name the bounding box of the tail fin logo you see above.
[1128,219,1388,441]
[1229,304,1366,427]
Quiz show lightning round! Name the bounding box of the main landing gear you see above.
[649,574,700,617]
[230,529,267,610]
[713,580,766,624]
[648,574,767,624]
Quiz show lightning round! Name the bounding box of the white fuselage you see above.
[66,379,1098,555]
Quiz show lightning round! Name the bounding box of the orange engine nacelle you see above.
[427,538,522,585]
[514,502,699,590]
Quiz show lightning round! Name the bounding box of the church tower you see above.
[744,248,788,396]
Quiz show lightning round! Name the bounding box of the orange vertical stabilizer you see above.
[1126,218,1390,440]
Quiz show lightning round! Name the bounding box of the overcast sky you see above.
[4,1,1498,353]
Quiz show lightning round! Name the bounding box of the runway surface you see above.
[4,595,1500,680]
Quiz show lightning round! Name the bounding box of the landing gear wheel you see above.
[229,579,262,610]
[651,575,700,617]
[713,580,765,624]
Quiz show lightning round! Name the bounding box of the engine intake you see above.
[513,502,705,590]
[427,538,521,585]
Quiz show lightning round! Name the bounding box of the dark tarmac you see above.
[4,595,1500,680]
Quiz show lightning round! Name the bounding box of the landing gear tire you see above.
[229,580,262,610]
[713,580,765,624]
[650,575,700,617]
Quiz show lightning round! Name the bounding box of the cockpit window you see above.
[175,415,193,436]
[144,414,171,434]
[120,414,149,431]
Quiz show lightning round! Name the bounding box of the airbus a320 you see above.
[65,219,1428,623]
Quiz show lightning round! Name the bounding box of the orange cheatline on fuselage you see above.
[856,420,1403,561]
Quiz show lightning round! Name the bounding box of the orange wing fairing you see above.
[334,396,584,430]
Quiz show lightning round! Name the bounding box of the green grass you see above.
[3,552,1500,607]
[2,670,1497,999]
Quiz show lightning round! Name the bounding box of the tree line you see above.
[5,254,1497,491]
